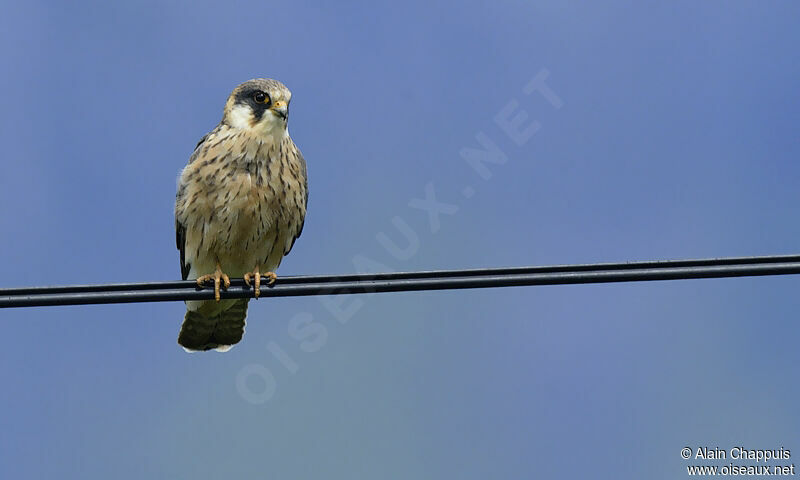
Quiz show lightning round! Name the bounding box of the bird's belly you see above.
[185,174,286,275]
[213,192,281,273]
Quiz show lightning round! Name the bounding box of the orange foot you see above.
[196,262,231,302]
[244,267,277,298]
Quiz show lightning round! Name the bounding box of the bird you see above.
[174,78,308,352]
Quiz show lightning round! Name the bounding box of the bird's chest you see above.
[178,131,306,268]
[207,158,287,247]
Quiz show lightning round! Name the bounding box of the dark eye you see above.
[253,91,270,105]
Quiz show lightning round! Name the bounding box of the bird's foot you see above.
[244,269,277,298]
[196,263,231,302]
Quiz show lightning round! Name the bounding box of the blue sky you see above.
[1,1,799,478]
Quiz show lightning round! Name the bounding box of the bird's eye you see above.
[253,91,270,105]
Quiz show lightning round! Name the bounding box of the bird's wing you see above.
[285,142,308,256]
[175,130,215,280]
[176,221,190,280]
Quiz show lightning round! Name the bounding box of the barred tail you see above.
[178,298,249,352]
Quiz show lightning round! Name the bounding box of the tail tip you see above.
[179,341,237,353]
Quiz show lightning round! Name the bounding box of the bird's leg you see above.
[196,261,231,302]
[244,266,277,299]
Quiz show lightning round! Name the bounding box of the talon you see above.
[244,267,263,298]
[213,274,221,301]
[264,272,277,286]
[196,262,230,302]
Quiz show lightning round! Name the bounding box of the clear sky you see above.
[1,1,799,478]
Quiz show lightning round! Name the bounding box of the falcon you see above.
[174,78,308,352]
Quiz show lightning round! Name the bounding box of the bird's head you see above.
[222,78,292,137]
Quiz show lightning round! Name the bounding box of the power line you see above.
[2,254,800,308]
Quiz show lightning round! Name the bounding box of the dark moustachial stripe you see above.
[234,86,271,123]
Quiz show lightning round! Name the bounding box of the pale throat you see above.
[227,104,289,141]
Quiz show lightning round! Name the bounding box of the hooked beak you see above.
[271,101,288,120]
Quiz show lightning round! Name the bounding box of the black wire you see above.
[5,253,800,295]
[2,255,799,308]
